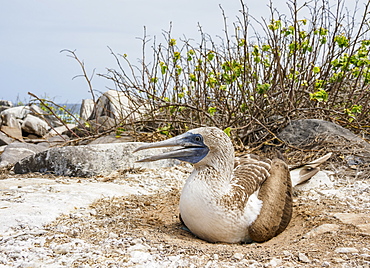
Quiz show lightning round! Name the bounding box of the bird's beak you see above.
[290,152,332,186]
[133,132,209,164]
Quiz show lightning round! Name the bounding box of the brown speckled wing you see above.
[248,158,292,242]
[218,155,272,211]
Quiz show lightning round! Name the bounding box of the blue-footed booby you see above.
[133,127,331,243]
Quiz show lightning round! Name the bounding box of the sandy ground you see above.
[1,163,370,267]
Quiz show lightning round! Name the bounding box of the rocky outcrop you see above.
[1,105,57,138]
[88,90,143,121]
[21,114,49,137]
[0,100,13,113]
[0,142,48,168]
[79,99,95,122]
[0,131,16,146]
[14,142,177,177]
[278,119,369,148]
[278,119,370,165]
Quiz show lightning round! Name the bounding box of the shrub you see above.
[56,0,370,147]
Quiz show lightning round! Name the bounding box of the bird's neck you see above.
[193,151,235,183]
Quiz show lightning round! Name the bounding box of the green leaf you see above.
[268,20,281,31]
[262,44,271,51]
[219,85,227,91]
[176,65,182,75]
[173,51,181,62]
[334,34,349,48]
[223,127,231,137]
[313,66,321,73]
[256,83,271,94]
[169,39,176,46]
[207,52,215,61]
[208,107,217,116]
[189,73,197,82]
[160,62,168,74]
[309,89,328,102]
[238,39,246,47]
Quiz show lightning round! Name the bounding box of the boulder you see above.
[44,124,76,139]
[0,131,15,146]
[88,133,134,144]
[87,116,117,132]
[0,142,47,167]
[29,104,64,128]
[21,114,49,137]
[14,142,178,177]
[0,100,13,107]
[0,100,14,112]
[0,145,5,153]
[1,112,21,128]
[89,90,144,122]
[0,112,23,140]
[278,119,370,164]
[80,99,95,121]
[37,135,70,148]
[0,126,23,140]
[0,106,31,119]
[278,119,369,148]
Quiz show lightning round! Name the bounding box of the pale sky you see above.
[0,0,367,104]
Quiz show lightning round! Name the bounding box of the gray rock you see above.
[0,106,31,119]
[0,106,9,113]
[21,114,49,137]
[29,104,63,128]
[80,99,95,121]
[85,116,117,133]
[0,130,16,146]
[232,252,244,260]
[298,252,310,263]
[279,119,370,165]
[279,119,369,148]
[1,112,21,128]
[88,133,134,144]
[44,124,76,139]
[0,112,23,140]
[0,100,13,107]
[14,142,178,177]
[345,155,364,167]
[89,90,144,121]
[36,135,70,148]
[0,142,47,167]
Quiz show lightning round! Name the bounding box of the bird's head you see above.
[133,127,234,165]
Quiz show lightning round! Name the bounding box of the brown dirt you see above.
[44,186,370,267]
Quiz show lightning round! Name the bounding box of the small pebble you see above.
[233,252,244,260]
[53,244,70,254]
[335,247,359,254]
[269,257,282,267]
[298,252,310,263]
[321,261,330,267]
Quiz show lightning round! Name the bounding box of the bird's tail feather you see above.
[290,153,332,187]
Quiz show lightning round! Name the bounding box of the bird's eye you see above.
[195,135,202,142]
